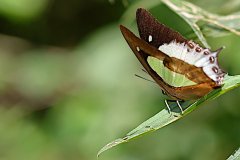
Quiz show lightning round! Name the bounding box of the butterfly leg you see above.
[176,100,184,114]
[166,100,184,114]
[164,99,172,114]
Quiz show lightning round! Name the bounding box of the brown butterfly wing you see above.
[136,8,222,86]
[139,8,222,84]
[120,25,175,98]
[136,8,187,47]
[120,25,215,100]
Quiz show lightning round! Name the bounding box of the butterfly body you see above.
[120,8,226,101]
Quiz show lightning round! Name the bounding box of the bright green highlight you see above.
[147,56,196,87]
[0,0,48,21]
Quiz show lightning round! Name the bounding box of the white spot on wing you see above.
[148,35,152,42]
[136,46,140,52]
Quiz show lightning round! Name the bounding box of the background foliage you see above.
[0,0,239,160]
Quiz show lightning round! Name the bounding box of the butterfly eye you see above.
[209,56,215,63]
[195,47,201,52]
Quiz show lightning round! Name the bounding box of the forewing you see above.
[120,25,166,61]
[136,8,187,48]
[120,25,171,92]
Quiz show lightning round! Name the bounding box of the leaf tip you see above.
[97,138,127,158]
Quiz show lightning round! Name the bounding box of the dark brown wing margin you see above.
[136,8,187,48]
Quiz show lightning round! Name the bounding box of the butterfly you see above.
[120,8,226,113]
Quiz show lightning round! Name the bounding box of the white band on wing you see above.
[158,40,225,85]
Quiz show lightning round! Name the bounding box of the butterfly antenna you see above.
[134,74,156,84]
[141,69,148,73]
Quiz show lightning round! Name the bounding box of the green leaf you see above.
[227,147,240,160]
[97,75,240,157]
[161,0,240,48]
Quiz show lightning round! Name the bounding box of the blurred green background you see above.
[0,0,239,160]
